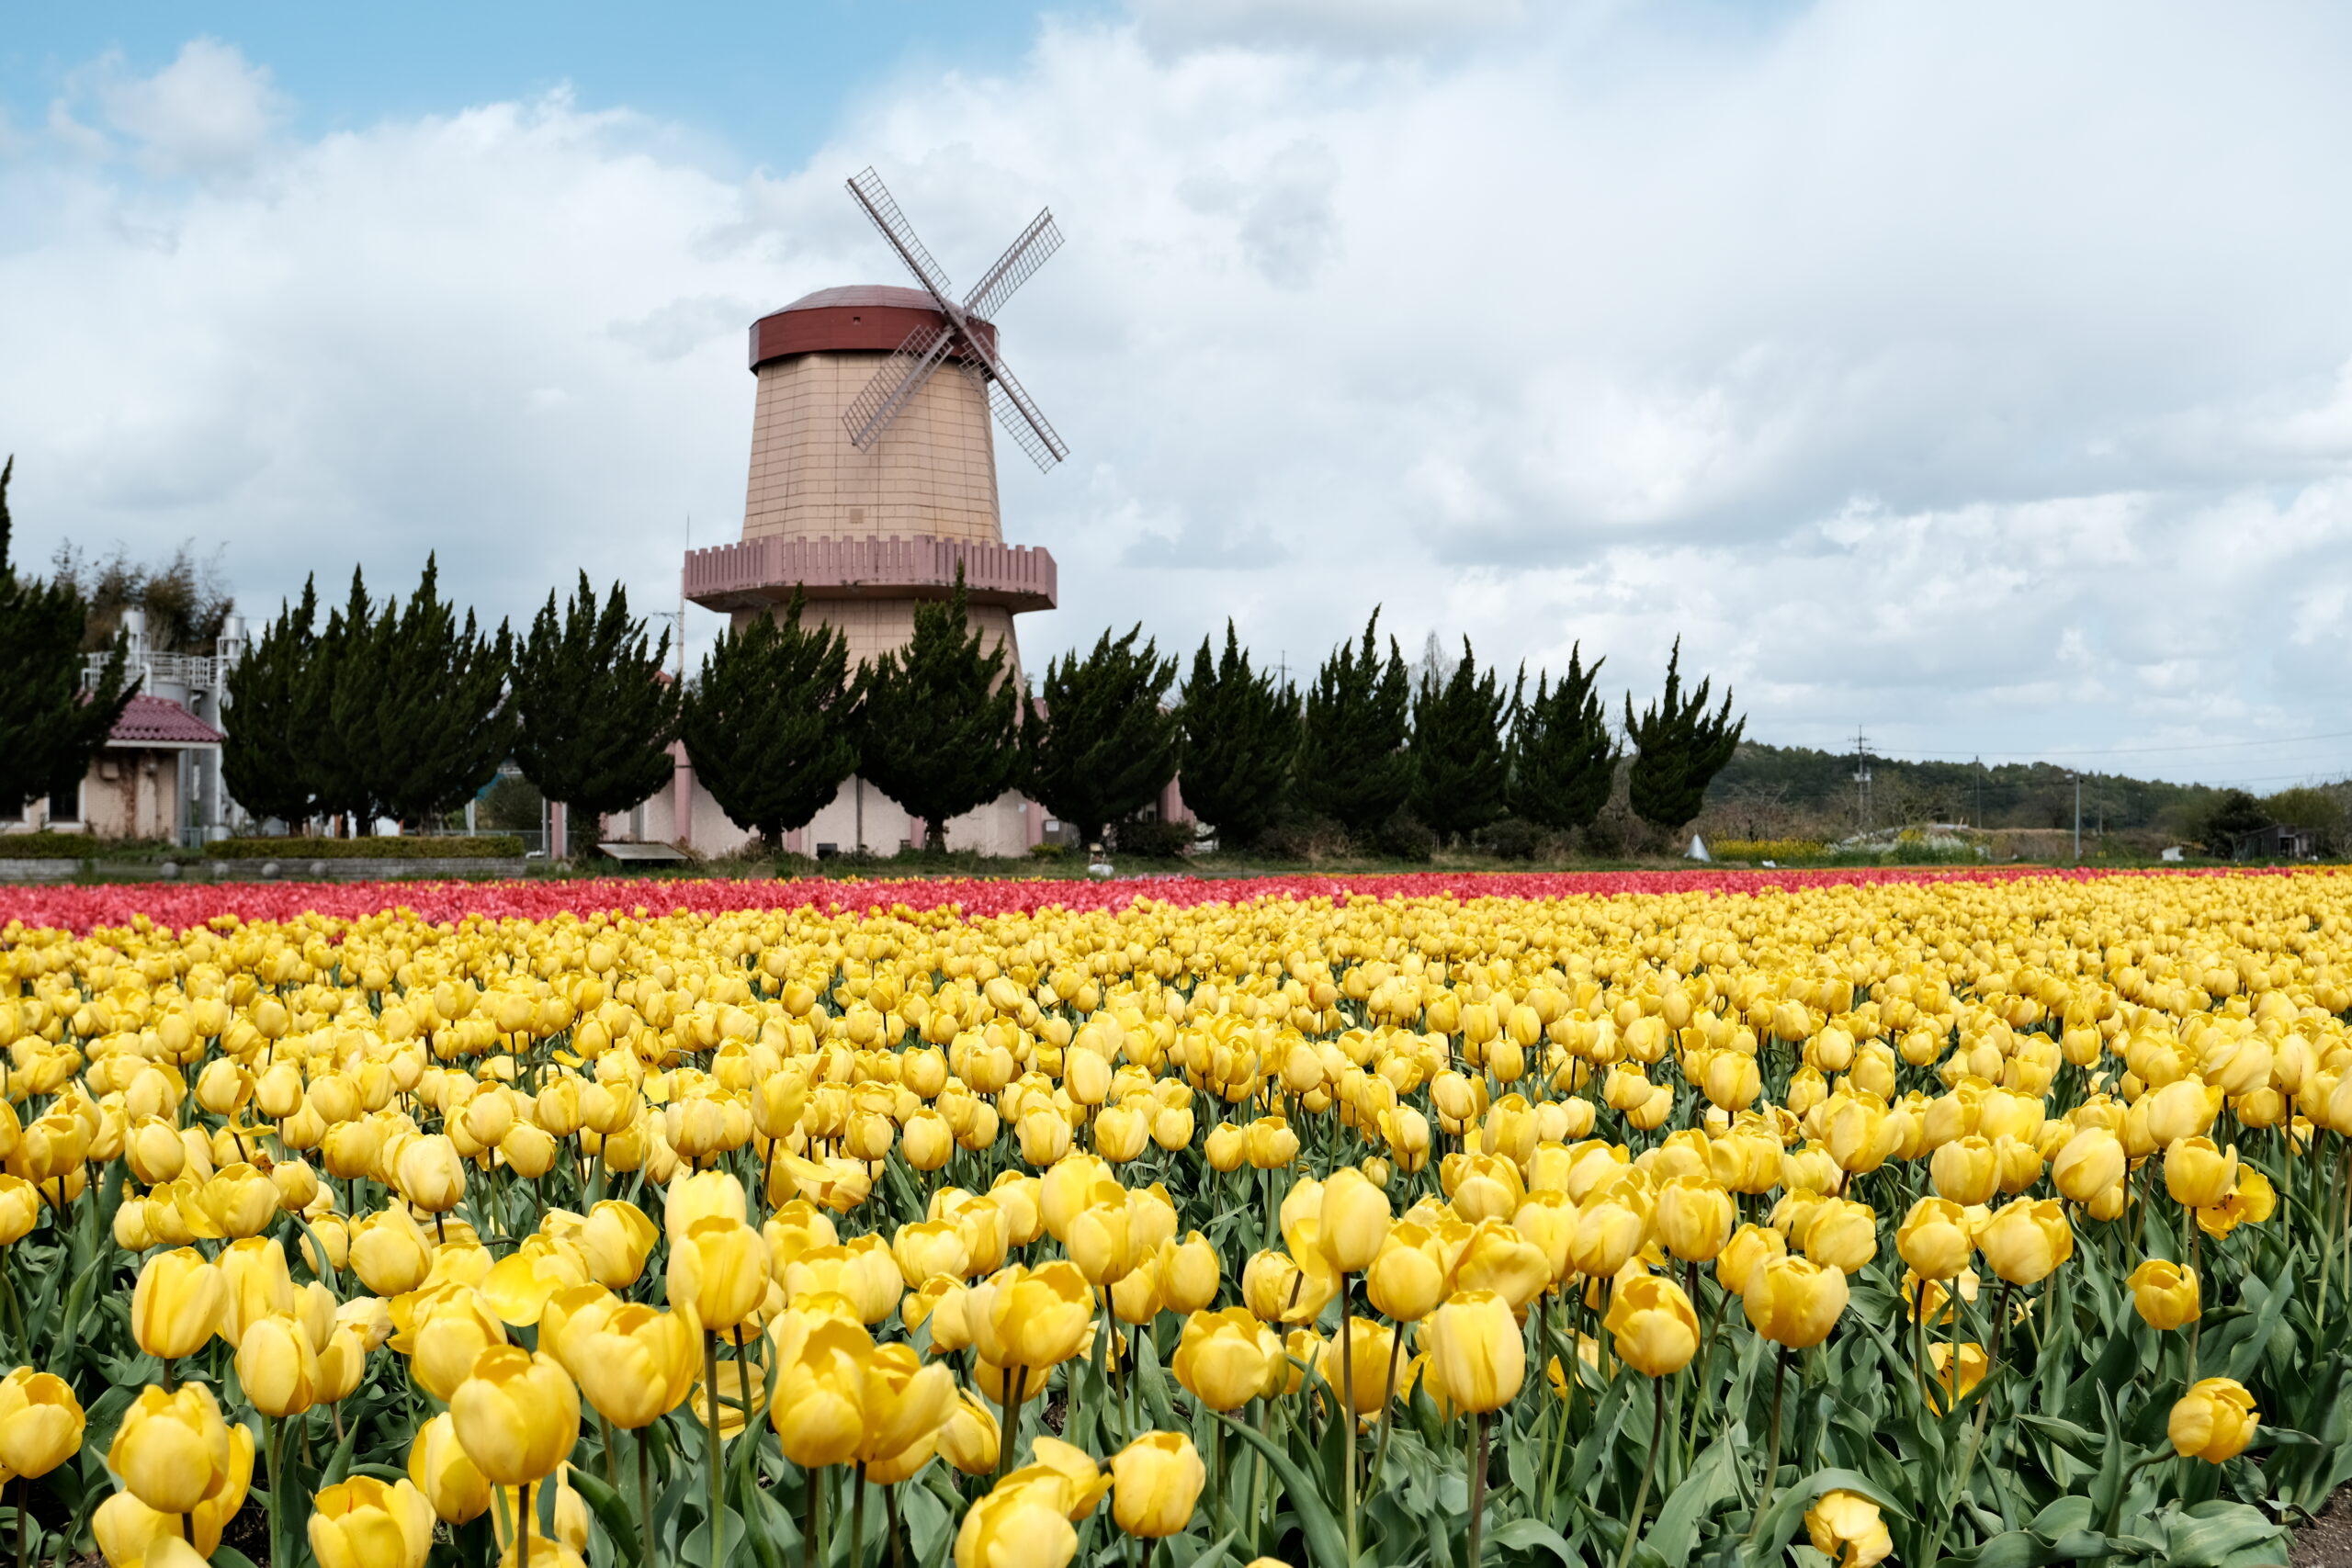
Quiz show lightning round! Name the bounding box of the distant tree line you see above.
[670,590,1747,858]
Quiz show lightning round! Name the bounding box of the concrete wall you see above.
[605,766,1039,860]
[78,748,182,839]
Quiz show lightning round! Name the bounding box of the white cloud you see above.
[94,39,288,177]
[6,5,2352,784]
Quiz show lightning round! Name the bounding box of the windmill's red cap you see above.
[749,286,998,371]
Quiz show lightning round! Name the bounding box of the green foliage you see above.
[50,537,234,654]
[2201,789,2270,857]
[221,576,323,829]
[1022,623,1182,848]
[857,574,1023,852]
[1294,609,1412,836]
[1706,741,2217,835]
[311,558,517,828]
[1408,637,1508,843]
[1504,644,1618,834]
[0,457,136,816]
[679,592,864,851]
[203,834,525,860]
[1624,636,1744,833]
[1176,621,1297,848]
[512,574,683,855]
[2263,785,2346,856]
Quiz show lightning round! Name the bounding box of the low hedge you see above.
[0,833,175,861]
[203,835,526,861]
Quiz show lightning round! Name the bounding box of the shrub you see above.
[1476,817,1546,862]
[1113,817,1194,859]
[1370,811,1438,863]
[205,835,526,861]
[1259,811,1351,864]
[1711,838,1828,863]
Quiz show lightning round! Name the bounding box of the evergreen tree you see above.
[317,558,515,828]
[513,574,683,856]
[680,592,864,852]
[1023,624,1182,849]
[0,457,136,816]
[1176,621,1296,847]
[2200,789,2268,858]
[1294,609,1413,836]
[1408,636,1508,843]
[221,576,324,829]
[858,572,1023,852]
[1623,637,1745,834]
[1505,643,1618,833]
[304,569,382,829]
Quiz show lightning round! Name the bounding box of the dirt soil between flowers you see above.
[2293,1486,2352,1566]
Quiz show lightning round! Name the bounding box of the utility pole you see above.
[2072,772,2082,863]
[1852,725,1872,835]
[1973,756,1982,830]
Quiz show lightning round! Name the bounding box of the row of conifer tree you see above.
[208,550,1741,855]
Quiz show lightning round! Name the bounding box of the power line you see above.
[1855,728,2352,761]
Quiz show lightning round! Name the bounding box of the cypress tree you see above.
[0,457,136,817]
[680,591,864,852]
[1623,637,1745,834]
[1294,609,1413,836]
[513,573,683,856]
[858,571,1023,852]
[1505,643,1618,834]
[1176,621,1296,847]
[305,569,382,829]
[1408,636,1508,843]
[315,558,514,828]
[1023,624,1182,849]
[221,576,324,829]
[0,461,135,817]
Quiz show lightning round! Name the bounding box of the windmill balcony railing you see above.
[683,535,1058,615]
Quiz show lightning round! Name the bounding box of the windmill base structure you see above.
[610,170,1192,858]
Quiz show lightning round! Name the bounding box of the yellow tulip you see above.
[1422,1290,1524,1415]
[408,1411,492,1525]
[1977,1198,2073,1287]
[1802,1199,1877,1274]
[572,1304,700,1429]
[395,1134,468,1213]
[450,1347,580,1485]
[1365,1223,1447,1323]
[2128,1259,2200,1331]
[953,1475,1079,1568]
[1111,1431,1205,1538]
[667,1216,769,1331]
[2164,1137,2237,1210]
[767,1312,873,1469]
[1318,1166,1392,1274]
[1741,1256,1849,1349]
[965,1262,1097,1371]
[1656,1177,1734,1263]
[310,1476,436,1568]
[411,1288,510,1403]
[940,1389,1002,1474]
[1172,1306,1281,1412]
[130,1247,225,1360]
[107,1382,237,1515]
[1605,1275,1699,1377]
[1804,1488,1894,1567]
[860,1341,956,1480]
[2168,1377,2258,1462]
[0,1368,84,1478]
[1894,1198,1973,1281]
[1318,1316,1400,1417]
[1715,1223,1787,1294]
[236,1312,320,1416]
[1928,1341,1989,1407]
[349,1208,435,1297]
[1158,1232,1220,1314]
[2051,1127,2126,1204]
[1928,1135,1999,1206]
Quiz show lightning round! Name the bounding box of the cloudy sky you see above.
[6,0,2352,787]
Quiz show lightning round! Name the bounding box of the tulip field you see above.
[0,865,2346,1567]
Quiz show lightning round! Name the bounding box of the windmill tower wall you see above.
[671,285,1059,858]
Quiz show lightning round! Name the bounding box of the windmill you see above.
[841,166,1069,471]
[675,163,1070,859]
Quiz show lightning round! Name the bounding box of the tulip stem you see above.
[1747,1345,1789,1543]
[1339,1276,1357,1568]
[704,1330,725,1568]
[263,1416,282,1568]
[807,1463,826,1568]
[1367,1325,1407,1491]
[520,1482,534,1568]
[852,1462,868,1568]
[1615,1378,1664,1568]
[1466,1412,1491,1567]
[637,1428,657,1568]
[2186,1228,2202,1383]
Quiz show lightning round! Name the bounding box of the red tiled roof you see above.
[108,694,224,747]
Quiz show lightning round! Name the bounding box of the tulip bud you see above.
[0,1368,85,1479]
[2128,1258,2200,1331]
[1422,1290,1524,1415]
[451,1347,581,1485]
[2168,1377,2258,1463]
[1111,1431,1205,1538]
